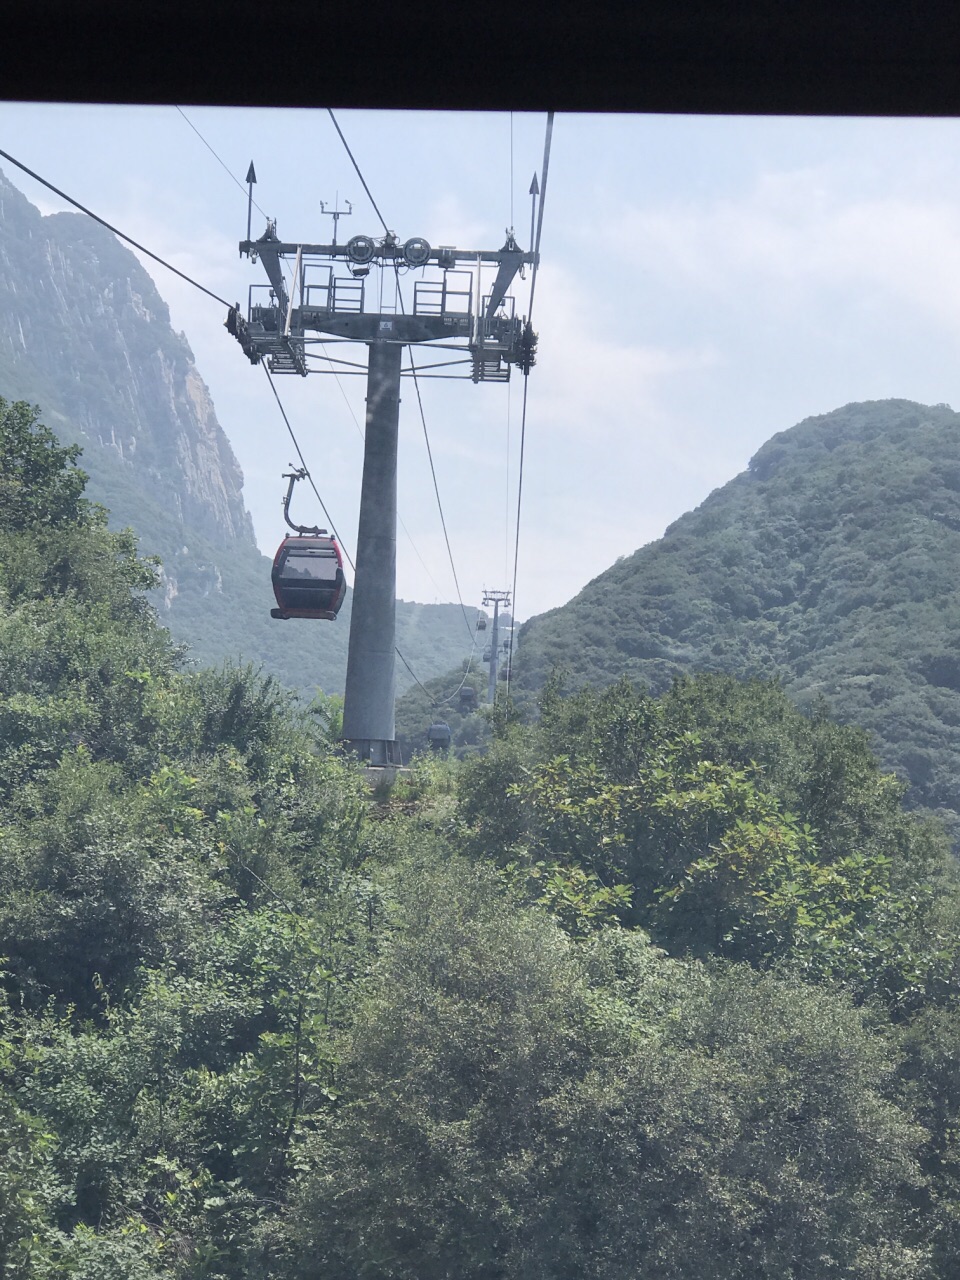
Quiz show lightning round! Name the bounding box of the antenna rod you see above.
[528,173,539,264]
[245,161,257,249]
[320,197,353,249]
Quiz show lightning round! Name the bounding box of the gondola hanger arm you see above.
[282,466,327,536]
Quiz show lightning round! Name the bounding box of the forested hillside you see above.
[0,169,475,698]
[6,397,960,1277]
[514,399,960,831]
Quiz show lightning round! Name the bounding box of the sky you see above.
[4,105,960,620]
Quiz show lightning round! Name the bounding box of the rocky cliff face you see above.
[0,170,254,548]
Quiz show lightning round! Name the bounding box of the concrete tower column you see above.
[341,340,402,765]
[487,597,500,704]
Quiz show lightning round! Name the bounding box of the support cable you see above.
[174,107,270,219]
[0,146,231,309]
[171,107,447,610]
[323,110,512,703]
[262,365,354,570]
[505,381,512,584]
[325,108,477,648]
[167,115,443,620]
[397,639,482,710]
[264,363,447,704]
[170,112,296,292]
[400,627,481,711]
[326,109,390,236]
[391,266,475,642]
[396,648,434,697]
[0,133,451,713]
[171,109,295,299]
[394,274,481,684]
[330,115,476,640]
[316,340,452,602]
[405,323,475,642]
[506,111,554,697]
[510,111,515,230]
[436,646,480,706]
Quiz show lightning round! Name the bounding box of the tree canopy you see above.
[2,397,960,1278]
[514,399,960,839]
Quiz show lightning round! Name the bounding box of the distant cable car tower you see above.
[482,588,511,703]
[228,168,540,766]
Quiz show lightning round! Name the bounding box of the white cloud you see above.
[607,164,960,338]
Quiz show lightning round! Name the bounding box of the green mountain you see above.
[513,399,960,830]
[0,169,475,698]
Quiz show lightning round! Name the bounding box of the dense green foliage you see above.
[6,398,960,1277]
[394,662,490,761]
[514,399,960,836]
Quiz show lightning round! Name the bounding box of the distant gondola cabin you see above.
[271,534,347,620]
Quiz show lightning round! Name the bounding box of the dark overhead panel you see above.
[6,0,960,116]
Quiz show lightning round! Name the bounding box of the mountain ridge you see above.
[512,398,960,830]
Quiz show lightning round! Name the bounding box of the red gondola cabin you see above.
[270,534,346,621]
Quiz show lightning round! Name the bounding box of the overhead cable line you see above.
[171,109,298,298]
[391,262,478,640]
[326,109,390,236]
[526,113,553,326]
[168,112,296,294]
[263,362,448,705]
[392,314,483,705]
[1,132,445,714]
[316,339,453,602]
[395,648,440,701]
[409,355,476,643]
[169,114,301,294]
[262,365,353,570]
[505,382,512,584]
[0,146,231,309]
[506,374,533,697]
[165,115,398,591]
[506,111,554,697]
[325,110,477,649]
[174,107,270,220]
[396,265,475,644]
[509,111,515,230]
[395,630,481,712]
[399,622,481,711]
[436,643,481,706]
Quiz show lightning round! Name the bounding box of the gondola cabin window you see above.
[282,547,340,581]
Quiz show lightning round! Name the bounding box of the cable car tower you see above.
[482,589,511,703]
[228,179,539,766]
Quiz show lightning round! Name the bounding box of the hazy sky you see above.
[3,105,960,620]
